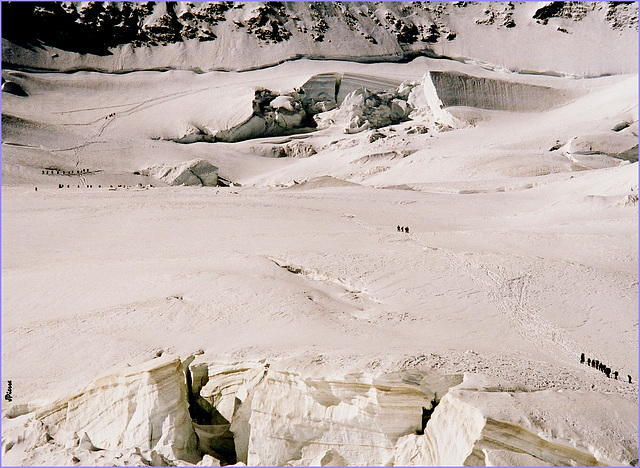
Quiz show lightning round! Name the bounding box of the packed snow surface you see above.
[1,2,639,466]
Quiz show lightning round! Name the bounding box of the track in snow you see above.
[344,211,583,364]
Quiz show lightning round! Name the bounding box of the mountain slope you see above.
[2,2,638,76]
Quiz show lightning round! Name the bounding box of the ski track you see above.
[345,212,584,364]
[410,232,583,364]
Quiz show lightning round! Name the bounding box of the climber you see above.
[397,225,401,232]
[580,353,585,363]
[614,371,618,379]
[587,358,591,366]
[628,375,632,384]
[405,226,409,233]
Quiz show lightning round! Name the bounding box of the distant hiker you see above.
[614,371,618,379]
[605,368,611,378]
[67,185,70,188]
[629,375,633,384]
[587,358,591,366]
[580,353,585,364]
[397,225,401,232]
[405,226,409,233]
[34,187,37,191]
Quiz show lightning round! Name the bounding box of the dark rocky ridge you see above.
[2,2,637,73]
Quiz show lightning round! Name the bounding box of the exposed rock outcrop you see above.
[2,3,636,76]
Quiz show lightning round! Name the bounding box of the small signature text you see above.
[5,380,13,402]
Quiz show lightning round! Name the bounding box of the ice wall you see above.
[336,74,403,104]
[33,357,198,462]
[407,72,462,129]
[392,394,485,465]
[245,369,433,466]
[2,357,637,466]
[430,71,577,112]
[393,381,638,466]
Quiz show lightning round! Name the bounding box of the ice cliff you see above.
[3,355,637,467]
[2,357,198,465]
[429,71,577,112]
